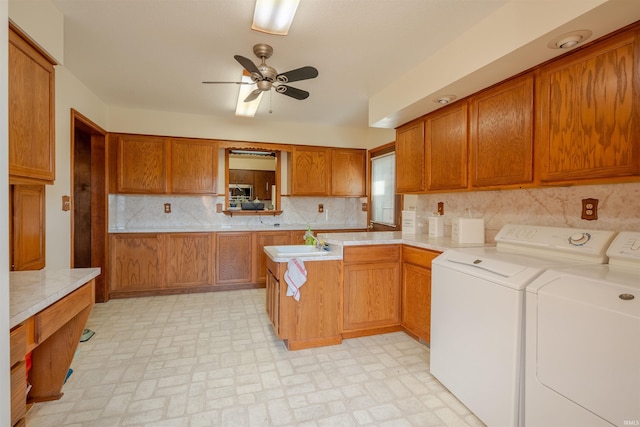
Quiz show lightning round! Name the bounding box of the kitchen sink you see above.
[273,245,328,257]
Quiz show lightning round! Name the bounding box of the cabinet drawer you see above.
[402,246,440,269]
[35,283,93,343]
[10,324,26,367]
[343,245,401,264]
[11,361,26,426]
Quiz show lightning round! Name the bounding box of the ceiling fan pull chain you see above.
[269,90,273,114]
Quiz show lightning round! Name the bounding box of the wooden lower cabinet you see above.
[109,233,165,297]
[266,256,342,350]
[166,233,215,288]
[401,246,440,343]
[342,245,402,337]
[215,232,254,286]
[254,231,290,283]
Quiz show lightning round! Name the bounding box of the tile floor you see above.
[26,289,484,427]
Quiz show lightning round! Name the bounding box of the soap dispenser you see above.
[304,226,315,245]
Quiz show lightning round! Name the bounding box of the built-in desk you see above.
[9,268,100,427]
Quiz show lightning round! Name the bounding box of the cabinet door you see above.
[11,184,45,271]
[537,30,640,182]
[170,139,217,194]
[109,234,165,295]
[401,263,432,343]
[395,121,425,193]
[215,232,254,285]
[265,265,280,337]
[331,148,366,196]
[116,134,168,193]
[290,146,331,196]
[229,169,254,185]
[253,170,275,200]
[254,231,290,283]
[8,27,56,182]
[425,102,468,191]
[470,74,534,187]
[165,233,215,288]
[343,262,401,330]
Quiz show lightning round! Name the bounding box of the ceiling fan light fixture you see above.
[252,0,300,36]
[235,73,262,117]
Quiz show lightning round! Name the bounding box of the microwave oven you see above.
[229,184,253,201]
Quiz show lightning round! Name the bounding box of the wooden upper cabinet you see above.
[289,145,331,196]
[331,148,366,197]
[470,73,534,188]
[395,120,425,193]
[116,134,168,193]
[8,25,56,183]
[536,29,640,183]
[10,184,46,271]
[170,139,217,194]
[425,102,468,191]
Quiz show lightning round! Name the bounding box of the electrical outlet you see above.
[581,198,598,220]
[164,203,171,214]
[437,202,444,215]
[318,204,324,213]
[361,202,368,212]
[216,203,222,213]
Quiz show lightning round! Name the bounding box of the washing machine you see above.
[431,224,616,427]
[525,231,640,427]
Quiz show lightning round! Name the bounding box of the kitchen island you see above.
[9,268,100,426]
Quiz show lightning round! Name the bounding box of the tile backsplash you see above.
[413,182,640,241]
[109,195,368,230]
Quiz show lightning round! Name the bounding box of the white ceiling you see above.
[50,0,640,129]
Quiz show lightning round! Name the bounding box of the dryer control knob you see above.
[569,232,590,245]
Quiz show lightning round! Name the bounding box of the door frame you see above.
[368,141,402,232]
[70,109,109,302]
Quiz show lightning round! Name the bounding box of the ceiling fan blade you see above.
[276,85,309,100]
[243,89,263,103]
[202,81,254,85]
[234,55,263,79]
[276,66,319,83]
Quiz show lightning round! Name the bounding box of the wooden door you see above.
[537,30,640,182]
[8,26,56,183]
[425,102,468,191]
[254,231,290,283]
[165,233,215,288]
[10,184,46,271]
[470,73,534,188]
[215,232,253,285]
[253,170,275,200]
[109,234,165,296]
[170,139,217,194]
[116,134,168,193]
[395,120,425,193]
[290,146,331,196]
[331,148,366,196]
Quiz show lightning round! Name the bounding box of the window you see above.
[370,152,396,225]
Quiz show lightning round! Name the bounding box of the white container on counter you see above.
[402,210,417,234]
[428,215,445,237]
[452,217,485,243]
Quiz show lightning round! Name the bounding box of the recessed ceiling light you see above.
[548,30,593,50]
[434,95,456,105]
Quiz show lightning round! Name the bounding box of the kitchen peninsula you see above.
[9,268,100,426]
[264,231,488,350]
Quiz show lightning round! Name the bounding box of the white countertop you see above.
[10,268,101,329]
[108,224,365,233]
[264,245,343,263]
[319,231,491,253]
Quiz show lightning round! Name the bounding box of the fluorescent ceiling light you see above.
[235,72,262,117]
[252,0,300,35]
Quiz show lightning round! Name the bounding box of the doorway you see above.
[71,109,109,302]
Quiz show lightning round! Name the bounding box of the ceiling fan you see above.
[203,43,319,102]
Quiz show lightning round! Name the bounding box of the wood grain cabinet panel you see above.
[331,148,366,196]
[537,29,640,182]
[170,139,217,194]
[116,134,168,193]
[253,170,276,200]
[254,231,290,283]
[166,233,215,288]
[215,232,254,285]
[9,25,56,183]
[395,120,426,193]
[470,74,534,188]
[109,234,165,295]
[10,184,45,271]
[425,102,468,191]
[289,146,331,196]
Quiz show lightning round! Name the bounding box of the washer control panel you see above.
[606,232,640,264]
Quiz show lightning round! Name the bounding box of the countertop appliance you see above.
[430,224,616,427]
[525,231,640,427]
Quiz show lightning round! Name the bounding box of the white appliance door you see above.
[536,275,640,425]
[431,262,524,427]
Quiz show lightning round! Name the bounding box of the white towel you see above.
[284,257,307,301]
